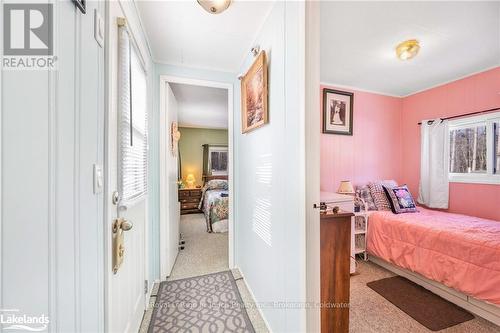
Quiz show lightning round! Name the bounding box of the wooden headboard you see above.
[203,175,228,183]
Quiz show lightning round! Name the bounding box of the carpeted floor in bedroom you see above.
[351,261,500,333]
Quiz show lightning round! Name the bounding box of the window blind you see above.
[118,25,148,207]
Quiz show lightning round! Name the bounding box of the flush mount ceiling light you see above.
[395,39,420,60]
[197,0,232,14]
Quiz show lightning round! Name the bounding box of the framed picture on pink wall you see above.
[323,88,353,135]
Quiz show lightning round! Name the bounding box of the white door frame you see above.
[159,75,235,278]
[305,1,321,332]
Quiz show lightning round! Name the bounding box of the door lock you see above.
[112,191,120,205]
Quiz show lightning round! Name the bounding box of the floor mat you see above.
[148,270,255,333]
[367,276,474,331]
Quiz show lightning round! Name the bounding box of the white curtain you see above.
[418,119,449,208]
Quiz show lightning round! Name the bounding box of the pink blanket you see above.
[367,207,500,305]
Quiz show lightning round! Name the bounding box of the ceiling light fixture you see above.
[395,39,420,60]
[197,0,232,14]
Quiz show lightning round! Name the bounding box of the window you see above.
[449,125,487,173]
[448,112,500,184]
[210,150,228,174]
[118,25,148,206]
[209,147,228,175]
[127,48,148,201]
[495,121,500,174]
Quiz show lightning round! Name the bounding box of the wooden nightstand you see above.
[179,188,202,215]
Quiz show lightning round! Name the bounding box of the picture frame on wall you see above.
[322,88,354,135]
[241,51,268,133]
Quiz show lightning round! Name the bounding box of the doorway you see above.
[159,76,235,279]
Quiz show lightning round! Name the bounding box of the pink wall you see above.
[321,67,500,221]
[401,67,500,221]
[320,85,403,192]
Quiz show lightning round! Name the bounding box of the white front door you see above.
[160,83,180,278]
[106,2,147,332]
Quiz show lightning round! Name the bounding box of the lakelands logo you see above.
[0,309,49,331]
[2,3,57,70]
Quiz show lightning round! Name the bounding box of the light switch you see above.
[94,164,104,194]
[94,9,104,47]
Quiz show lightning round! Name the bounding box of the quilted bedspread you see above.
[367,207,500,305]
[199,189,228,232]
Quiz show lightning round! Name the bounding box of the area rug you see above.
[148,271,255,333]
[367,276,474,331]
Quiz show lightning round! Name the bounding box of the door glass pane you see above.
[449,125,487,173]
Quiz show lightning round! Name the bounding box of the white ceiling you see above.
[320,1,500,97]
[170,83,228,129]
[136,0,274,72]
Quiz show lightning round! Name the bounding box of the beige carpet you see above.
[168,213,229,280]
[140,214,269,333]
[351,261,500,333]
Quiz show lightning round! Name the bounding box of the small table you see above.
[178,188,202,215]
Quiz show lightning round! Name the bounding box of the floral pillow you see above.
[383,185,417,214]
[368,180,398,211]
[203,179,228,191]
[355,185,377,211]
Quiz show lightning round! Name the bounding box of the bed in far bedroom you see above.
[198,179,229,233]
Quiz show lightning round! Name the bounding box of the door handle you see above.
[112,217,133,274]
[121,219,133,231]
[112,218,133,233]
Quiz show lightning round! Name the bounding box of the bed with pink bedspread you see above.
[367,207,500,306]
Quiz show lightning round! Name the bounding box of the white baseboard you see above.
[369,256,500,327]
[146,279,161,303]
[234,267,273,333]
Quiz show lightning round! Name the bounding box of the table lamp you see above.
[186,174,196,189]
[337,180,354,195]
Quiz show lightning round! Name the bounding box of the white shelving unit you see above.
[353,212,368,261]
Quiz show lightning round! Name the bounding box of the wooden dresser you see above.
[320,211,353,333]
[178,188,202,215]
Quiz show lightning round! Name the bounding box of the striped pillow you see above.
[368,180,398,211]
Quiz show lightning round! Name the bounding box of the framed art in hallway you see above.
[323,88,353,135]
[241,50,268,133]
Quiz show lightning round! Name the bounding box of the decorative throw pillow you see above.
[383,185,418,214]
[355,185,377,211]
[368,180,398,211]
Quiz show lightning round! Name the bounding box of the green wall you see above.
[178,127,228,187]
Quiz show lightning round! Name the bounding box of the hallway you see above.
[140,215,269,332]
[170,214,228,279]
